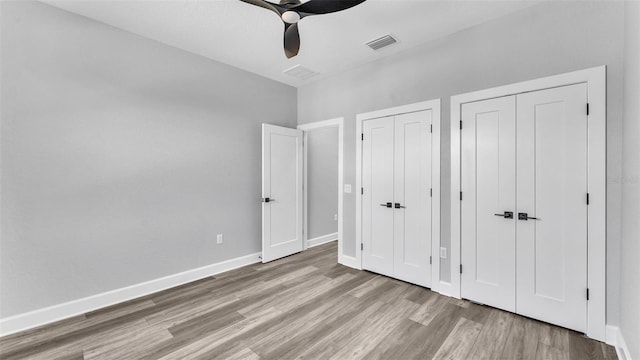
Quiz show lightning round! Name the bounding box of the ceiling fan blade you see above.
[293,0,366,15]
[284,23,300,58]
[238,0,283,15]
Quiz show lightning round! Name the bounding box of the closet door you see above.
[460,96,517,312]
[516,84,588,332]
[393,111,432,287]
[362,117,395,277]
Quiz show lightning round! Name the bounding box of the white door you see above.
[362,112,432,286]
[393,111,432,287]
[516,84,588,332]
[362,117,395,277]
[461,96,517,312]
[262,124,303,263]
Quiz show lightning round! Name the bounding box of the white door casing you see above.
[361,116,395,277]
[516,84,588,333]
[393,110,433,287]
[460,96,517,312]
[355,99,441,286]
[262,124,303,263]
[297,118,344,256]
[450,67,605,341]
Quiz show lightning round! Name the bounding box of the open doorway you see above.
[298,118,344,255]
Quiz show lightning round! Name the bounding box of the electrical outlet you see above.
[216,234,223,244]
[334,214,338,221]
[440,247,447,259]
[344,184,352,193]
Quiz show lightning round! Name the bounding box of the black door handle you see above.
[518,212,540,221]
[262,197,275,203]
[494,211,514,219]
[379,202,392,208]
[394,203,406,209]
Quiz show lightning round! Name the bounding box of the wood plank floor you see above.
[0,241,617,360]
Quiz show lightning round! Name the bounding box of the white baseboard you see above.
[338,254,361,270]
[307,232,338,248]
[607,325,618,345]
[0,252,261,337]
[606,325,633,360]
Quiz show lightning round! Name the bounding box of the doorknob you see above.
[494,211,514,219]
[262,197,275,203]
[518,212,539,220]
[394,203,406,209]
[379,202,392,208]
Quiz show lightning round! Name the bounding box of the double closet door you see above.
[362,111,432,287]
[460,83,588,332]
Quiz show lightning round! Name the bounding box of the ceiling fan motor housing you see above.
[240,0,368,58]
[282,11,301,24]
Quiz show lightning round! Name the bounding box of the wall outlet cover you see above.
[440,247,447,259]
[344,184,352,193]
[216,234,223,244]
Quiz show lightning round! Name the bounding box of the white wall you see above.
[620,1,640,358]
[0,1,296,318]
[297,1,625,325]
[306,127,339,240]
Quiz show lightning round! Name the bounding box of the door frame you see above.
[449,66,606,341]
[297,118,344,256]
[353,99,441,284]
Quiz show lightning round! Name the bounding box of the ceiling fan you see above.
[239,0,367,58]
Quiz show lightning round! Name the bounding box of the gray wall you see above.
[0,1,296,318]
[306,127,339,240]
[620,1,640,357]
[297,1,624,325]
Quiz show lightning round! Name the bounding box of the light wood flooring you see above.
[0,241,617,360]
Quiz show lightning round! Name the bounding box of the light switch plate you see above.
[344,184,352,193]
[217,234,223,244]
[440,247,447,259]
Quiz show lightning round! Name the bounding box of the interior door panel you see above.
[262,124,303,263]
[362,117,395,277]
[516,83,588,333]
[393,111,432,287]
[460,96,517,313]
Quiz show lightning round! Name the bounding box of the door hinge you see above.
[361,243,363,251]
[587,288,590,301]
[430,188,433,197]
[430,124,433,133]
[587,103,590,116]
[361,187,364,195]
[460,264,463,274]
[460,191,463,201]
[460,120,463,130]
[361,133,364,141]
[587,193,590,205]
[430,255,432,265]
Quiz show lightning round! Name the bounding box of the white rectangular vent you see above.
[366,34,398,51]
[283,65,318,80]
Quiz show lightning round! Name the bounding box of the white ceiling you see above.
[44,0,539,87]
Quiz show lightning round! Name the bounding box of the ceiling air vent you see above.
[283,65,318,80]
[366,34,398,51]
